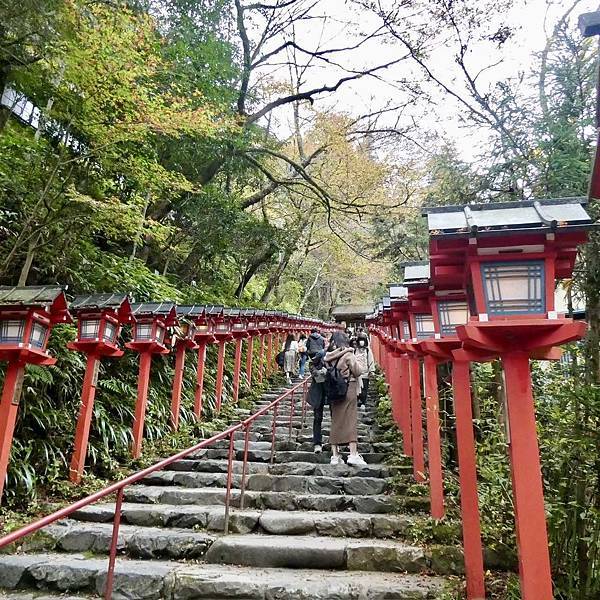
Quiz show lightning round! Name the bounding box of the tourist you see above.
[324,331,366,466]
[307,349,328,453]
[297,333,308,378]
[282,333,298,385]
[354,332,375,409]
[306,328,325,359]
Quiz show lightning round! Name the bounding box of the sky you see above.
[252,0,598,161]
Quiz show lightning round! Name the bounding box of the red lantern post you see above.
[192,306,218,419]
[243,309,258,387]
[0,286,71,501]
[425,198,595,600]
[230,309,248,404]
[388,285,412,455]
[213,308,234,412]
[170,306,202,430]
[126,303,177,459]
[68,294,132,482]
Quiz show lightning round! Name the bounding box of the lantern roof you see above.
[176,305,206,317]
[223,307,241,318]
[205,305,224,316]
[240,308,256,317]
[130,302,178,327]
[423,197,593,239]
[0,285,71,323]
[70,293,132,321]
[389,284,408,301]
[403,261,430,286]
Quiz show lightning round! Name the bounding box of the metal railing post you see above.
[270,402,279,465]
[288,389,296,443]
[104,487,124,599]
[223,430,235,534]
[239,424,251,510]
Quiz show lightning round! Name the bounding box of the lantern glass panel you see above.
[415,314,435,340]
[216,322,230,332]
[196,324,210,334]
[80,319,100,340]
[233,322,245,330]
[156,325,165,344]
[0,319,26,345]
[481,260,545,315]
[135,323,153,341]
[186,324,197,339]
[402,321,410,339]
[103,321,118,343]
[438,301,470,336]
[29,322,48,349]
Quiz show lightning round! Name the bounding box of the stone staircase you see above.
[0,379,461,599]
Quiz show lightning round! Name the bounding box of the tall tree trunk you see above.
[18,232,41,286]
[260,248,292,304]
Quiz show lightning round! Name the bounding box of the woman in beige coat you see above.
[324,331,367,466]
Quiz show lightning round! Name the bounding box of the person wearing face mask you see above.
[354,332,375,409]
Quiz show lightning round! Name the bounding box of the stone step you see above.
[123,485,413,513]
[141,471,394,495]
[0,593,93,600]
[71,503,426,539]
[195,448,387,464]
[46,520,215,559]
[0,553,446,599]
[166,458,408,478]
[204,534,461,574]
[204,439,382,454]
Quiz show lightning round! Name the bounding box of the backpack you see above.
[325,357,349,404]
[307,335,323,358]
[275,351,285,368]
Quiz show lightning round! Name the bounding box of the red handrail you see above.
[0,378,309,599]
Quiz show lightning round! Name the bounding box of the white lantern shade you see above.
[480,260,545,316]
[135,322,153,341]
[437,300,470,336]
[29,321,49,349]
[402,321,410,340]
[215,322,230,333]
[415,314,435,340]
[0,319,26,345]
[103,321,118,343]
[79,318,101,340]
[155,324,165,344]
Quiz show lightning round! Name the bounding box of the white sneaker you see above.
[330,455,344,465]
[314,445,322,454]
[347,454,367,466]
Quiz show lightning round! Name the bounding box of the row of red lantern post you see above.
[0,289,338,500]
[367,198,595,600]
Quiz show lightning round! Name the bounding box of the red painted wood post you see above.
[399,355,412,457]
[409,356,426,482]
[257,335,265,383]
[194,341,207,419]
[424,355,444,519]
[69,355,100,483]
[0,361,25,501]
[131,351,152,459]
[266,334,273,377]
[215,340,227,412]
[232,338,243,404]
[389,354,400,426]
[170,344,186,431]
[453,359,486,600]
[246,335,254,387]
[502,352,553,600]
